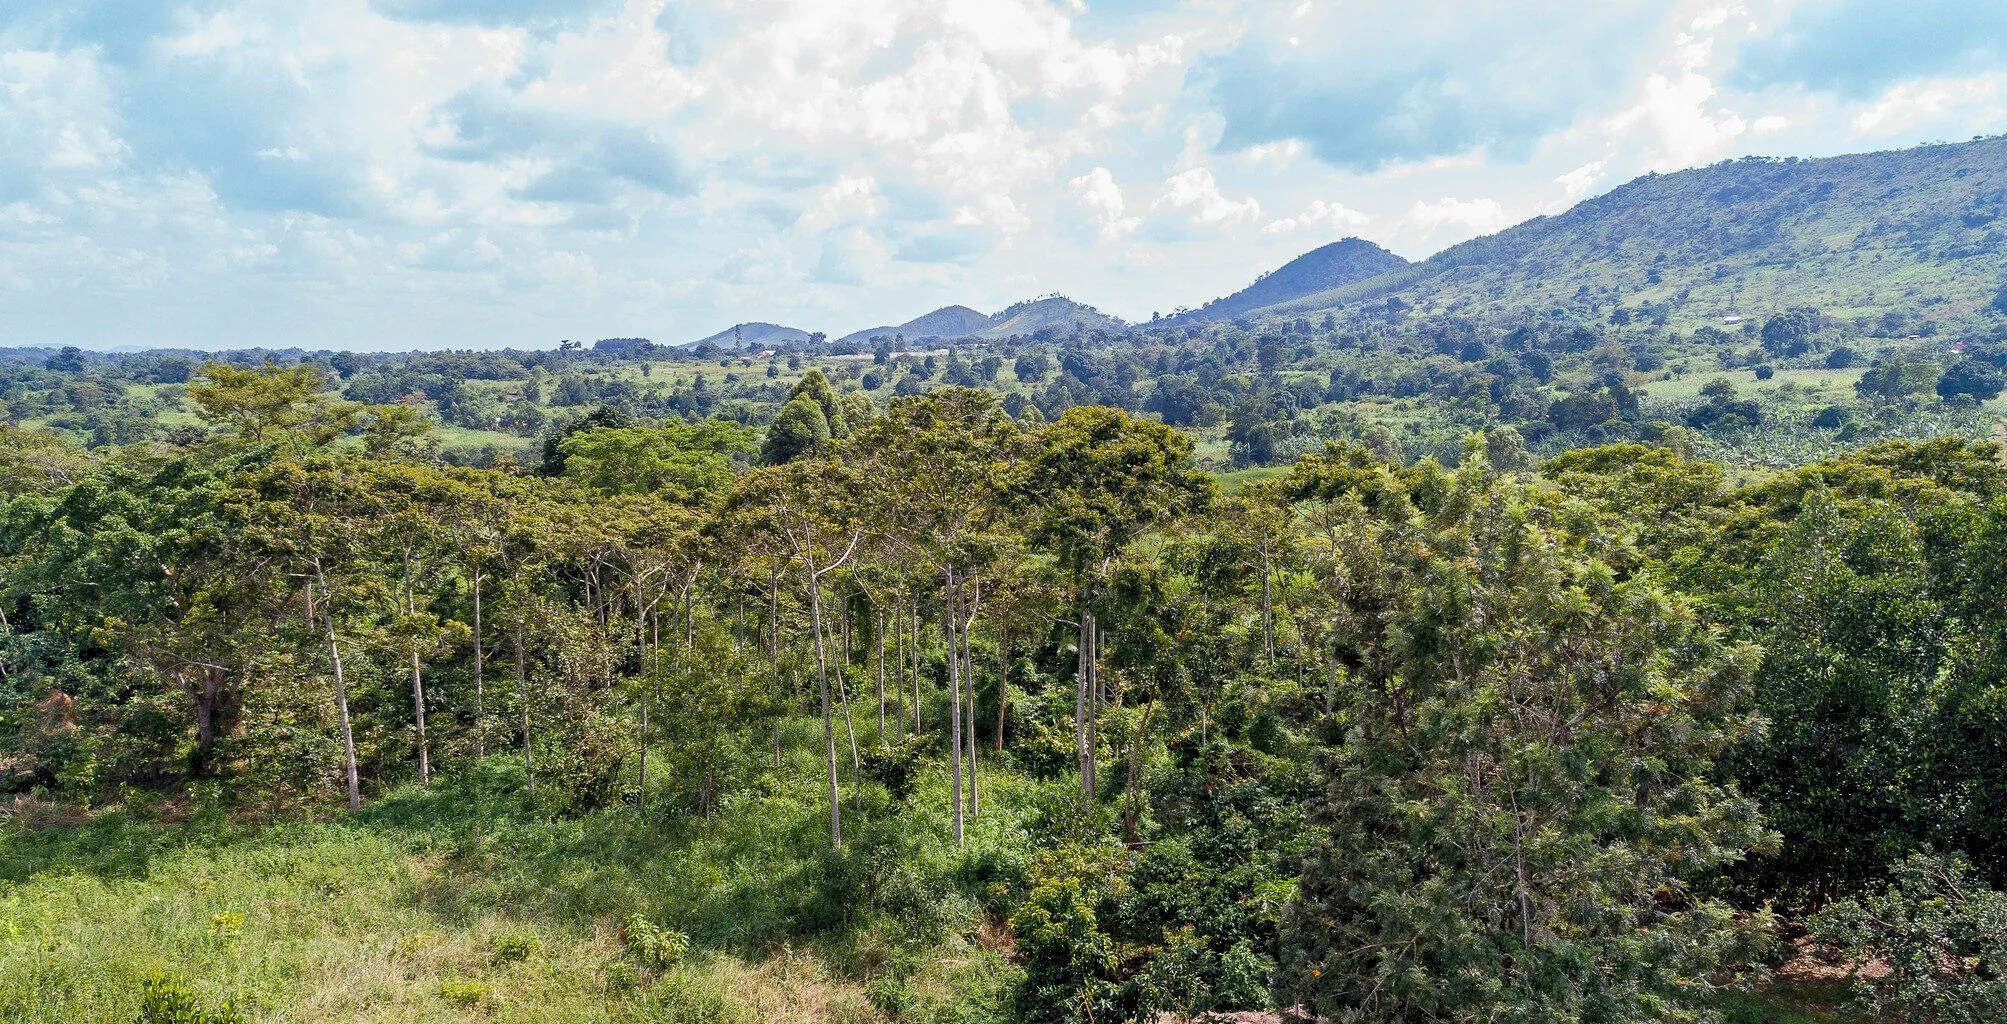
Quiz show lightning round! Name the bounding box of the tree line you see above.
[2,363,2004,1022]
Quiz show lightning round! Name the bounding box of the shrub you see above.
[622,914,690,970]
[436,979,488,1008]
[489,929,541,965]
[137,974,245,1024]
[1811,852,2007,1024]
[865,976,919,1020]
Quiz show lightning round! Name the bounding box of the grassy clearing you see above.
[0,719,1040,1023]
[1636,366,1865,401]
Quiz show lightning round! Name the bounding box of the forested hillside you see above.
[2,362,2005,1023]
[1252,136,2007,327]
[1165,238,1407,324]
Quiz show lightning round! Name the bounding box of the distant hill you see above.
[1246,136,2007,327]
[978,296,1124,339]
[836,297,1124,347]
[1168,238,1407,324]
[836,305,993,346]
[682,322,815,350]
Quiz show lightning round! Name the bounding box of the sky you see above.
[2,1,2004,352]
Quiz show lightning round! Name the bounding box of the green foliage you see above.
[137,974,246,1024]
[762,393,832,465]
[488,929,541,965]
[1009,842,1126,1024]
[1935,357,2005,401]
[621,914,690,969]
[558,420,754,502]
[1855,358,1938,403]
[1811,852,2007,1024]
[1274,460,1775,1023]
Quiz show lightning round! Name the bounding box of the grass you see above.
[1716,981,1874,1024]
[0,718,1041,1023]
[1635,366,1866,401]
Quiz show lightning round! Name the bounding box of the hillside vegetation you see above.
[1167,238,1407,324]
[1252,136,2007,328]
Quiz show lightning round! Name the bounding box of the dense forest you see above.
[2,353,2004,1022]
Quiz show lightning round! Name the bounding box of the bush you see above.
[436,979,488,1008]
[1811,852,2007,1024]
[1754,364,1775,380]
[865,976,919,1020]
[489,929,542,965]
[859,737,928,800]
[622,914,690,970]
[137,974,246,1024]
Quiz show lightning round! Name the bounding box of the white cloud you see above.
[1262,199,1368,235]
[796,176,882,230]
[1604,72,1746,171]
[1239,139,1304,167]
[1555,160,1605,198]
[1,0,2003,348]
[1068,166,1137,239]
[1851,75,2005,135]
[1403,197,1512,237]
[1153,167,1260,226]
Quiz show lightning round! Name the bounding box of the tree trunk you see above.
[875,608,887,744]
[806,560,843,848]
[472,571,485,759]
[962,580,979,819]
[1261,548,1274,667]
[995,627,1007,753]
[770,571,783,769]
[313,564,362,811]
[634,576,648,810]
[404,548,430,787]
[944,570,965,848]
[516,616,534,799]
[1077,597,1096,804]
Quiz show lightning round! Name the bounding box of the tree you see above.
[1274,460,1773,1023]
[1856,358,1937,403]
[188,362,355,445]
[726,459,864,846]
[1023,406,1213,803]
[559,420,755,503]
[1761,307,1821,356]
[761,394,831,465]
[1937,357,2005,401]
[848,388,1026,844]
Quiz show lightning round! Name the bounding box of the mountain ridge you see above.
[1165,238,1409,325]
[1237,136,2007,327]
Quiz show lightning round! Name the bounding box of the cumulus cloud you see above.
[1403,197,1512,237]
[1068,166,1137,239]
[1262,199,1369,235]
[1554,161,1606,199]
[1153,167,1260,226]
[0,0,2001,349]
[1604,72,1747,172]
[1850,75,2006,135]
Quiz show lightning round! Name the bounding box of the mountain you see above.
[682,322,815,350]
[837,297,1124,346]
[977,296,1124,339]
[836,305,993,346]
[1168,238,1408,324]
[1244,136,2007,327]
